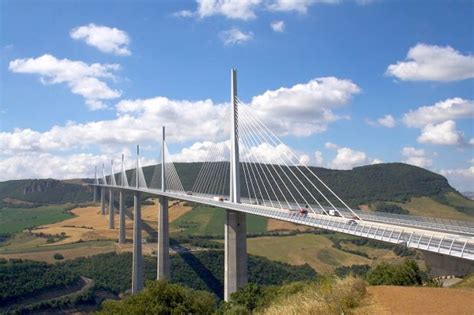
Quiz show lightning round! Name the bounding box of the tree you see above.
[99,280,216,315]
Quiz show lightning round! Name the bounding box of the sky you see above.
[0,0,473,191]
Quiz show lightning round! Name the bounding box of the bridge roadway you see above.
[95,184,474,261]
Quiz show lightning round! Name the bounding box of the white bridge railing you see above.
[94,184,474,261]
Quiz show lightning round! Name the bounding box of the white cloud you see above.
[299,154,310,166]
[173,10,194,17]
[401,146,432,168]
[439,166,474,191]
[197,0,261,20]
[314,150,324,166]
[0,76,360,163]
[325,142,339,149]
[0,152,156,181]
[219,28,253,45]
[371,158,383,164]
[249,77,360,136]
[402,98,474,128]
[366,114,396,128]
[267,0,339,13]
[418,120,464,146]
[70,23,131,56]
[330,147,369,170]
[270,20,285,32]
[9,54,121,110]
[386,43,474,82]
[171,141,229,162]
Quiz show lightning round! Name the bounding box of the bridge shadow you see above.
[124,208,157,238]
[170,240,224,299]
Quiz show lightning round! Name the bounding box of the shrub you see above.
[53,253,64,260]
[98,280,216,314]
[366,259,423,286]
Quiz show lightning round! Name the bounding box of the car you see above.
[299,208,308,215]
[186,191,193,195]
[213,196,224,202]
[347,219,358,225]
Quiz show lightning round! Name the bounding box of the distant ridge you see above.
[0,163,459,208]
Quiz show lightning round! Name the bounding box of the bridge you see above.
[90,69,474,301]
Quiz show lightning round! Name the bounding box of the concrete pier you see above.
[118,190,126,244]
[131,191,144,293]
[157,196,170,279]
[108,189,114,229]
[224,209,247,301]
[423,251,474,277]
[100,187,106,215]
[93,186,97,203]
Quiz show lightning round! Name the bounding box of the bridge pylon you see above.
[131,145,144,293]
[157,126,170,280]
[225,68,248,301]
[118,154,126,244]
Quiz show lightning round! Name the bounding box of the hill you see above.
[0,163,460,205]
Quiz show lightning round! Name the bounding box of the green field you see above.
[171,205,267,237]
[0,205,74,235]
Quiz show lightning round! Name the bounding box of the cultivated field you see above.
[247,233,371,273]
[356,285,474,314]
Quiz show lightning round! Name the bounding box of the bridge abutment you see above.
[108,189,114,229]
[157,196,170,280]
[118,190,126,244]
[423,251,474,277]
[224,209,247,301]
[132,191,144,293]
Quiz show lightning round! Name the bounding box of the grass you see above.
[0,205,74,235]
[171,205,268,237]
[452,273,474,290]
[246,234,371,273]
[444,192,474,216]
[394,196,474,222]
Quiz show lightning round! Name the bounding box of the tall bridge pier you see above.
[100,187,106,215]
[225,68,248,301]
[157,126,170,280]
[131,146,144,293]
[108,189,115,229]
[118,190,126,244]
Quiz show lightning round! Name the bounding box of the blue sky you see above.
[0,0,473,191]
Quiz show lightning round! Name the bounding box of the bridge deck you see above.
[93,184,474,261]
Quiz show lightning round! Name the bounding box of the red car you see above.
[299,208,308,215]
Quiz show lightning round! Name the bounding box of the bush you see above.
[98,280,216,314]
[366,259,423,286]
[53,253,64,260]
[375,203,409,215]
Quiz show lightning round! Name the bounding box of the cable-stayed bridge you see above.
[90,69,474,301]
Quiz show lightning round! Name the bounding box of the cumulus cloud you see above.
[386,43,474,82]
[70,24,131,56]
[366,114,396,128]
[439,166,474,191]
[9,54,121,110]
[270,20,285,32]
[402,98,473,146]
[402,98,474,128]
[329,147,368,169]
[249,77,360,136]
[173,10,194,17]
[401,147,432,168]
[171,141,229,162]
[267,0,339,13]
[0,76,360,175]
[0,152,155,181]
[219,28,253,45]
[314,150,324,166]
[418,120,464,146]
[197,0,261,20]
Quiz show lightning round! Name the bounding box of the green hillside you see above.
[1,163,471,219]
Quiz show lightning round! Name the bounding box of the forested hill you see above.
[0,163,459,208]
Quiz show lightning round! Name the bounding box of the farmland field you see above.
[246,233,371,273]
[171,205,268,237]
[0,205,74,235]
